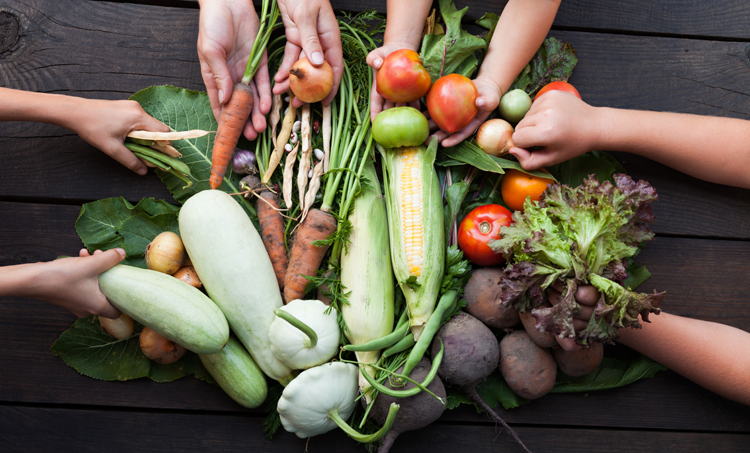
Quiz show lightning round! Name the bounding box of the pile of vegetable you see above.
[51,1,671,451]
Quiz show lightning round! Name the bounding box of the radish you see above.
[430,312,532,453]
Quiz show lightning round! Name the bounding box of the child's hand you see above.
[366,42,422,122]
[547,283,600,351]
[510,91,601,170]
[273,0,343,108]
[197,0,272,140]
[430,75,502,147]
[31,249,125,318]
[71,99,170,176]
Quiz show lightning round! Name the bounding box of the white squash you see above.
[179,190,294,385]
[269,299,340,370]
[277,362,400,441]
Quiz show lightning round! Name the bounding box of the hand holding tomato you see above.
[509,90,602,171]
[430,75,501,147]
[500,169,554,212]
[375,49,431,103]
[458,204,513,266]
[367,43,423,121]
[534,81,581,101]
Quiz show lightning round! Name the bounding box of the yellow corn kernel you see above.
[400,148,423,277]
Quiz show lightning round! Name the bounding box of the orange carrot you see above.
[258,189,288,292]
[283,208,337,303]
[209,82,254,190]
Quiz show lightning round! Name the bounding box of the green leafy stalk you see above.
[241,0,280,84]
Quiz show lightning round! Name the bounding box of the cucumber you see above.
[98,264,229,354]
[179,190,294,385]
[200,336,268,408]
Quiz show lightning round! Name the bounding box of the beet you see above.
[430,312,531,453]
[368,358,446,453]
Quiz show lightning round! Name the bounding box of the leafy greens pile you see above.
[490,174,665,345]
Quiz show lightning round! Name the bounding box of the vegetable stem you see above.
[401,289,458,378]
[274,309,318,348]
[328,403,399,443]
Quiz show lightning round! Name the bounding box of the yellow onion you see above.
[139,327,186,364]
[289,57,334,103]
[145,231,186,275]
[173,266,202,288]
[475,118,515,157]
[99,313,135,339]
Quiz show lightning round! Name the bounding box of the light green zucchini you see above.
[179,190,294,385]
[98,264,229,354]
[200,336,268,408]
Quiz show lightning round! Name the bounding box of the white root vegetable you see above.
[283,143,299,208]
[127,130,210,141]
[297,104,312,206]
[264,94,298,184]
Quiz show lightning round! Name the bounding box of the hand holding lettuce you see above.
[490,174,665,345]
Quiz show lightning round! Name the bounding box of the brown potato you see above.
[519,307,557,348]
[500,330,557,400]
[553,342,604,377]
[463,268,520,328]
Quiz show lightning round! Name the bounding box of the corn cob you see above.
[380,138,445,341]
[340,160,395,397]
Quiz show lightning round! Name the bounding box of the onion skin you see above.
[173,266,202,288]
[139,327,187,364]
[475,119,514,157]
[289,57,334,103]
[145,231,186,275]
[99,313,135,339]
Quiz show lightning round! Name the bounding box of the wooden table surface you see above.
[1,0,750,451]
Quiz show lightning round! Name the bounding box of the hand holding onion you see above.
[289,57,334,103]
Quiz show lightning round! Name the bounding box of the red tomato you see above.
[458,204,513,266]
[501,169,554,212]
[426,74,478,133]
[534,81,581,101]
[376,49,432,103]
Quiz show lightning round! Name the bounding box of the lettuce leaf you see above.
[510,37,578,97]
[490,174,663,344]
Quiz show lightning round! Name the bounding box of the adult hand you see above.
[430,76,501,147]
[273,0,343,108]
[366,42,422,122]
[34,249,125,319]
[72,99,170,176]
[510,90,601,170]
[547,283,600,351]
[197,0,272,140]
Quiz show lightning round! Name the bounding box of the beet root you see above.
[500,330,557,400]
[431,312,532,453]
[463,268,520,329]
[368,358,446,453]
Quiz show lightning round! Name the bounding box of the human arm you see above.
[197,0,272,139]
[437,0,561,146]
[511,91,750,189]
[366,0,433,121]
[0,87,170,175]
[0,248,125,319]
[272,0,343,108]
[617,312,750,406]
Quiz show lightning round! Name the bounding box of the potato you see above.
[553,342,604,377]
[519,306,557,348]
[499,330,557,400]
[463,268,520,329]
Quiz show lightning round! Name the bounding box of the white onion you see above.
[475,118,515,157]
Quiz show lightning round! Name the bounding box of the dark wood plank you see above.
[1,405,749,453]
[2,2,750,238]
[1,203,749,431]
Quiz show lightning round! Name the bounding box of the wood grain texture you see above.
[1,405,750,453]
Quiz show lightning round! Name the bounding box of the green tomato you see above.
[372,107,429,148]
[499,89,532,124]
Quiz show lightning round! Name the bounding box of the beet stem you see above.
[464,386,532,453]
